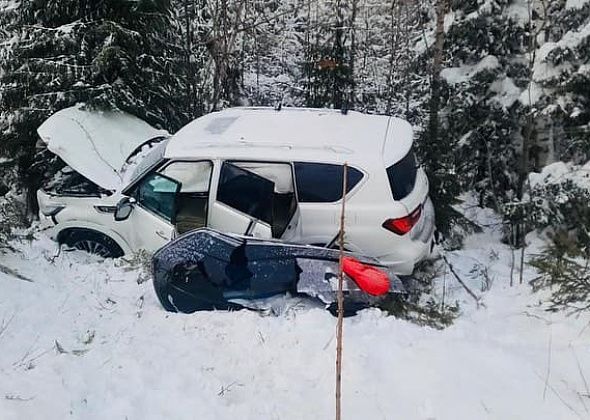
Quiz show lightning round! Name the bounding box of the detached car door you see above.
[209,162,274,238]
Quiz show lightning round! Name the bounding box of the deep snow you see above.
[1,213,589,419]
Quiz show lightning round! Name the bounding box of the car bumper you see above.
[376,239,432,275]
[37,189,61,235]
[39,212,57,229]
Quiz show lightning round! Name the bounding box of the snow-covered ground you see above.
[1,211,589,419]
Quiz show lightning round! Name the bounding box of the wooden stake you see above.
[336,163,348,420]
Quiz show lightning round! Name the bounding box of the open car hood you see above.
[38,105,168,191]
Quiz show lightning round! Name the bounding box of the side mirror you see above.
[114,197,136,221]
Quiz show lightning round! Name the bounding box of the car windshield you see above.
[128,138,169,184]
[386,149,418,201]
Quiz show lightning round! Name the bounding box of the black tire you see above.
[60,229,124,258]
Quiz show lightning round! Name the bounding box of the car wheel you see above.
[61,229,124,258]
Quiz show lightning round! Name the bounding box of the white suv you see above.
[38,106,434,275]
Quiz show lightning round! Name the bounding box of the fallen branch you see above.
[543,330,553,401]
[571,345,590,413]
[440,253,485,308]
[534,371,583,419]
[0,313,15,339]
[0,264,33,282]
[4,394,35,402]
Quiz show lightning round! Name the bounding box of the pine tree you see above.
[407,0,533,237]
[532,0,590,163]
[0,0,190,213]
[237,0,306,107]
[173,0,211,115]
[299,0,355,108]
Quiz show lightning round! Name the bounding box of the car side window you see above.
[158,161,213,234]
[217,162,275,225]
[159,161,212,193]
[229,161,298,238]
[136,173,181,223]
[386,149,418,201]
[294,162,364,203]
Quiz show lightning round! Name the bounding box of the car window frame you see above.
[386,148,419,201]
[134,171,182,224]
[158,159,214,196]
[215,161,279,227]
[292,161,366,204]
[221,159,299,236]
[122,157,169,197]
[125,158,214,226]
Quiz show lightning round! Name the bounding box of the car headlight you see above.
[41,205,65,217]
[94,205,116,214]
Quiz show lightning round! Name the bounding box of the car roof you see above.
[164,107,414,167]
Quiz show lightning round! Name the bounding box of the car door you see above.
[121,172,181,252]
[293,162,365,246]
[232,161,302,241]
[209,162,274,238]
[159,160,213,235]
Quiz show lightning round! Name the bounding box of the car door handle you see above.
[156,230,168,240]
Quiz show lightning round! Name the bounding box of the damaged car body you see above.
[37,105,170,257]
[152,228,406,315]
[38,105,434,275]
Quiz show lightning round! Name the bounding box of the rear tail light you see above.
[382,205,422,235]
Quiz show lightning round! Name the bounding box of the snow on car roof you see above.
[165,107,414,167]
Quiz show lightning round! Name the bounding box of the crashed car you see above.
[152,228,406,315]
[38,105,434,275]
[37,105,169,257]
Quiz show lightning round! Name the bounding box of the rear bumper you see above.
[376,238,433,275]
[411,198,435,244]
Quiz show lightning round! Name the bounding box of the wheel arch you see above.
[53,222,133,256]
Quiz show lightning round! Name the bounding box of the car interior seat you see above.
[175,194,208,234]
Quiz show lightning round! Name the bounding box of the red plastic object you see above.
[342,257,390,296]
